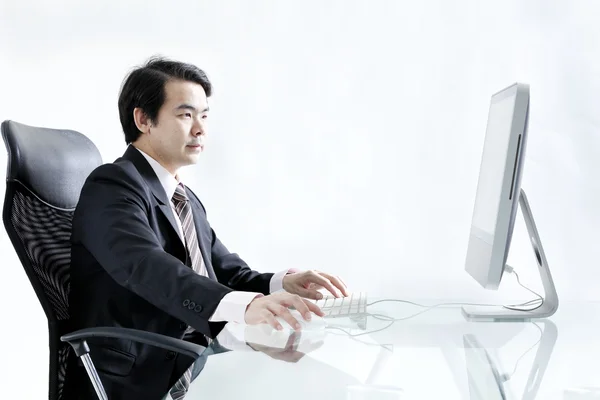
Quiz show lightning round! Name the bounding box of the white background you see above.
[1,1,599,397]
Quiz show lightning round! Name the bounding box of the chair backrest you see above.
[1,120,102,400]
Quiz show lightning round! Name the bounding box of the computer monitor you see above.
[465,83,529,290]
[462,83,559,321]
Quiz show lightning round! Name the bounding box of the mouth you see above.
[187,144,203,150]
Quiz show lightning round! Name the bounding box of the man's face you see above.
[145,79,209,174]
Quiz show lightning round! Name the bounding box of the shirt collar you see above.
[134,146,181,201]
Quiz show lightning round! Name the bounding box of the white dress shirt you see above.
[135,147,290,323]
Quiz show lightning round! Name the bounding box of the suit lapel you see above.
[122,145,217,280]
[121,145,182,244]
[156,204,182,242]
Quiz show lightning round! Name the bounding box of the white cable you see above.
[326,316,396,338]
[502,322,543,381]
[326,266,544,344]
[327,317,544,385]
[324,328,395,350]
[502,269,544,311]
[367,266,544,312]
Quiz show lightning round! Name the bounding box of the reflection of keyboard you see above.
[309,292,368,318]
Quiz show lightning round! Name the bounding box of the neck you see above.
[132,142,179,178]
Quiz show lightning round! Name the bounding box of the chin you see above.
[185,155,201,165]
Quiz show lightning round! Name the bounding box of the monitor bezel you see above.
[465,83,530,289]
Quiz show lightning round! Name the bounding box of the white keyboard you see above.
[309,291,368,318]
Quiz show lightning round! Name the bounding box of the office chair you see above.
[1,120,206,400]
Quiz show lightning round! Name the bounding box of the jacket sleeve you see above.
[188,190,275,295]
[73,163,233,337]
[210,231,274,294]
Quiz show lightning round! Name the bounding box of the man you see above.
[63,57,348,400]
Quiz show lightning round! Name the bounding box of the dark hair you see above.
[118,56,213,144]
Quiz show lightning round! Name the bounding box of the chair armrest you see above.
[61,327,205,359]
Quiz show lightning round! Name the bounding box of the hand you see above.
[244,292,324,331]
[247,331,324,363]
[282,270,349,300]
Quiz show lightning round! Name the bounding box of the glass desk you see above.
[168,299,600,400]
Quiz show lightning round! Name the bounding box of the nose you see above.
[192,118,205,137]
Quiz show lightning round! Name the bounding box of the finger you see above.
[294,286,324,301]
[269,303,301,330]
[320,272,349,296]
[285,332,299,349]
[302,298,325,317]
[286,295,312,321]
[263,310,282,331]
[306,272,341,298]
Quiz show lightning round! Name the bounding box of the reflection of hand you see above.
[247,331,324,363]
[283,270,349,300]
[244,292,324,331]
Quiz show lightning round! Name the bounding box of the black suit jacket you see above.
[63,145,273,400]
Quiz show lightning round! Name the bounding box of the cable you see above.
[327,318,544,380]
[327,317,544,387]
[502,270,544,311]
[324,266,544,348]
[326,317,396,338]
[367,298,500,308]
[324,329,395,350]
[502,322,543,380]
[325,306,457,339]
[367,266,544,313]
[324,311,422,340]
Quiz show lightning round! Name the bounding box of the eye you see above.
[202,115,208,119]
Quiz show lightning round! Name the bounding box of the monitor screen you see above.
[464,83,529,289]
[471,94,517,245]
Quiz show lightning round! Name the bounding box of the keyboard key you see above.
[310,292,367,319]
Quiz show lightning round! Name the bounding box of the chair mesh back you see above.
[11,188,72,318]
[8,185,74,399]
[2,120,102,400]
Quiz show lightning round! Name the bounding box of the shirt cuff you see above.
[269,268,302,293]
[208,291,263,323]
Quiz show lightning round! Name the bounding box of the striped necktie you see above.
[169,183,207,400]
[171,183,207,277]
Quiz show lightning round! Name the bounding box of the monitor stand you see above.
[519,319,558,400]
[463,319,558,400]
[462,188,559,322]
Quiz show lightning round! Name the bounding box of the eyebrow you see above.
[174,104,210,113]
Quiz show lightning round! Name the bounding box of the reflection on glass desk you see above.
[167,300,600,400]
[463,319,557,400]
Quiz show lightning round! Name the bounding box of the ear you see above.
[133,107,153,135]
